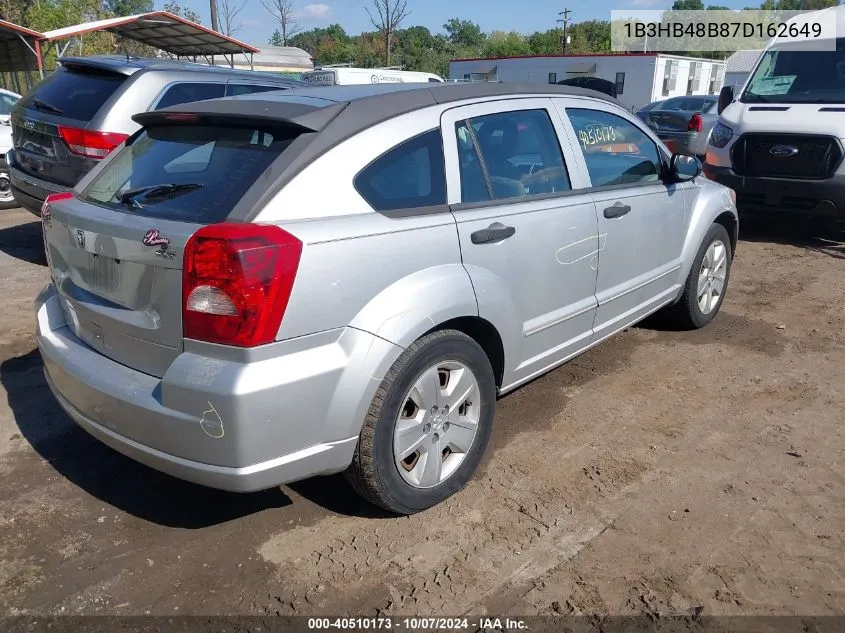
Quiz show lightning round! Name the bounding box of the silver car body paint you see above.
[36,84,738,492]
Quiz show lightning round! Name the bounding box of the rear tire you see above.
[666,223,732,329]
[345,329,496,515]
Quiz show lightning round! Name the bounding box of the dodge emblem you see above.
[76,230,85,249]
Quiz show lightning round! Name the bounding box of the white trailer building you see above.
[449,52,726,111]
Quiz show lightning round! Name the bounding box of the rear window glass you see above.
[81,125,294,223]
[22,66,126,121]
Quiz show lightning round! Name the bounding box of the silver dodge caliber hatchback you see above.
[36,83,738,514]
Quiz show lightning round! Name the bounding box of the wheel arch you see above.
[423,316,506,390]
[678,184,738,286]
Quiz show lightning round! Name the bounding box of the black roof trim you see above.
[58,54,308,84]
[132,100,347,132]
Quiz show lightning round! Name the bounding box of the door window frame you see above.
[440,97,590,209]
[551,98,674,193]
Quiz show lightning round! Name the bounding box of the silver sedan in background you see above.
[636,95,718,160]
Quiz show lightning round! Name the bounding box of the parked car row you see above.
[24,60,738,514]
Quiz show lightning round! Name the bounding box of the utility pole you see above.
[210,0,220,33]
[557,8,573,55]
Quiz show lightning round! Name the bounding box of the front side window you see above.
[82,125,295,223]
[455,108,571,203]
[567,108,662,188]
[153,83,226,110]
[354,129,446,212]
[742,38,845,104]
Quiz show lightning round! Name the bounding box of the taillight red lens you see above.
[41,192,73,268]
[41,191,74,215]
[688,113,703,133]
[57,126,129,159]
[182,223,303,347]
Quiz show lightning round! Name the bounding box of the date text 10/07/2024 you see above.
[307,617,529,630]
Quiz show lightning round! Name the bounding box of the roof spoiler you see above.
[132,100,348,134]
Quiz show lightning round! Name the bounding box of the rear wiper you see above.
[117,183,204,207]
[32,98,65,115]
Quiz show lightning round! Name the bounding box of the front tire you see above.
[345,329,496,515]
[667,223,732,329]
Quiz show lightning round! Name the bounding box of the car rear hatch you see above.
[11,61,131,188]
[41,103,342,378]
[646,110,695,135]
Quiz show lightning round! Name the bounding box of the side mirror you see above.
[670,153,702,182]
[717,85,734,114]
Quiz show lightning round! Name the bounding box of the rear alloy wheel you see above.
[345,329,496,514]
[667,223,732,329]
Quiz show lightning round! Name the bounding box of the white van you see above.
[705,6,845,220]
[301,67,444,86]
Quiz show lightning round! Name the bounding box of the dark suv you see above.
[9,55,304,215]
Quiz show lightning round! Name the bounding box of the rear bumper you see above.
[657,131,706,157]
[35,284,402,492]
[8,152,69,216]
[704,164,845,217]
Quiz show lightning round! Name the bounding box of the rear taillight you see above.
[688,113,703,133]
[41,191,74,216]
[182,223,303,347]
[57,126,129,159]
[41,192,73,268]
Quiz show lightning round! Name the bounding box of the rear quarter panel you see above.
[255,106,480,350]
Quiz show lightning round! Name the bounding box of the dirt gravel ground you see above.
[0,206,843,618]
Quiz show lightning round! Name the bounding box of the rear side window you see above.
[153,83,226,110]
[456,109,571,202]
[227,84,287,96]
[21,66,126,121]
[354,129,446,212]
[82,125,295,223]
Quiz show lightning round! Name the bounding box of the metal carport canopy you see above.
[40,11,259,58]
[0,19,44,73]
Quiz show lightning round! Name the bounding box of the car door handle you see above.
[603,202,632,219]
[471,222,516,244]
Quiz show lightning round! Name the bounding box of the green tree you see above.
[103,0,153,15]
[483,30,531,58]
[163,0,201,23]
[443,18,485,49]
